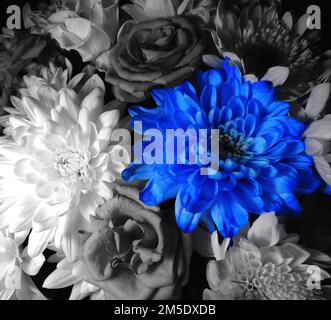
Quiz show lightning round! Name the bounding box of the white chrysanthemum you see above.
[204,213,331,300]
[0,231,46,300]
[301,84,331,185]
[0,65,130,263]
[42,253,106,300]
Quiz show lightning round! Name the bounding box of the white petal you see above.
[281,243,310,267]
[281,11,293,29]
[304,119,331,140]
[0,288,15,300]
[247,212,281,248]
[15,273,47,300]
[92,181,113,199]
[145,0,176,18]
[261,66,290,86]
[14,230,30,246]
[68,73,85,90]
[296,14,309,35]
[305,83,331,120]
[81,88,104,122]
[74,23,111,62]
[305,138,331,156]
[32,203,59,232]
[122,4,149,21]
[97,110,119,130]
[78,107,91,136]
[244,74,259,83]
[27,228,55,258]
[70,280,99,300]
[64,17,91,41]
[8,201,35,234]
[78,75,105,100]
[43,268,81,289]
[58,210,84,262]
[21,248,45,276]
[57,89,79,122]
[79,192,103,221]
[314,156,331,185]
[206,260,230,292]
[223,51,244,70]
[211,232,230,261]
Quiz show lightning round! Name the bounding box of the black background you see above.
[1,0,331,300]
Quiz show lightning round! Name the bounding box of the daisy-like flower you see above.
[0,63,130,263]
[122,59,320,238]
[212,0,327,100]
[297,83,331,185]
[0,28,46,115]
[0,231,46,300]
[204,213,331,300]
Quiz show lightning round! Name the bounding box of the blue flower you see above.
[122,59,320,237]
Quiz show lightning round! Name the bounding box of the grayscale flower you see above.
[301,84,331,185]
[0,28,46,115]
[204,213,331,300]
[24,0,119,63]
[213,0,328,101]
[122,0,216,24]
[101,16,206,102]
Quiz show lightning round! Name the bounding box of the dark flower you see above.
[122,0,217,24]
[83,184,191,300]
[213,0,327,101]
[0,28,46,115]
[100,16,206,102]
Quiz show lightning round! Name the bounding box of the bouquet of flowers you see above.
[1,0,331,300]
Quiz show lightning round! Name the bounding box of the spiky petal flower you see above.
[213,0,327,100]
[122,59,319,237]
[0,64,130,264]
[204,213,331,300]
[0,28,46,115]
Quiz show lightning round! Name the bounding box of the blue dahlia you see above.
[122,59,320,237]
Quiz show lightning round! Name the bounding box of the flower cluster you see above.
[204,213,331,300]
[0,0,331,301]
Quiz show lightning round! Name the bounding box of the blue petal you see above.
[279,193,302,213]
[221,78,241,106]
[244,114,256,137]
[219,106,233,123]
[205,69,223,87]
[266,101,290,117]
[200,85,218,113]
[228,96,245,119]
[140,178,180,206]
[211,195,249,237]
[175,190,203,233]
[248,137,268,154]
[122,164,155,182]
[251,81,276,106]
